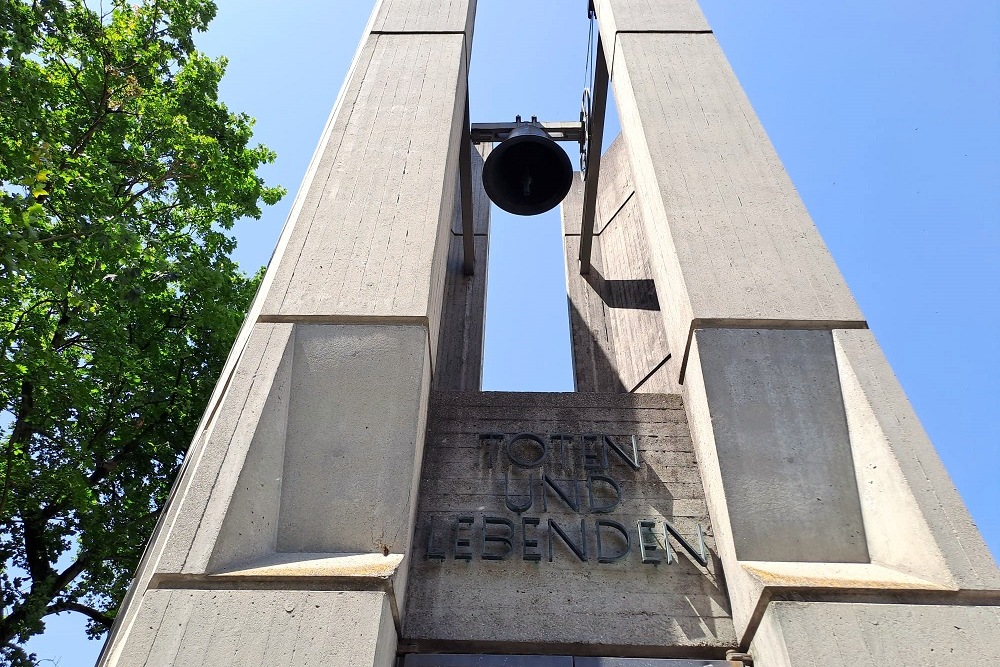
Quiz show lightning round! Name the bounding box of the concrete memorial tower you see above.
[98,1,999,665]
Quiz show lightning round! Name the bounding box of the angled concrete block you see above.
[834,328,1000,590]
[105,589,396,667]
[154,323,296,576]
[139,323,434,574]
[562,136,675,394]
[750,601,1000,666]
[206,332,292,572]
[682,325,1000,645]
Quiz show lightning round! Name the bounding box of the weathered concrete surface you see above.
[696,328,868,564]
[104,589,396,667]
[434,234,488,391]
[153,323,296,576]
[404,392,736,655]
[278,324,431,555]
[207,326,292,572]
[594,0,710,38]
[750,601,1000,666]
[371,0,476,34]
[133,324,431,577]
[562,136,675,395]
[260,32,466,358]
[595,5,864,366]
[435,144,490,391]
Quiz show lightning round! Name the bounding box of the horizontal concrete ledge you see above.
[397,638,735,662]
[615,29,714,35]
[742,561,953,592]
[370,30,469,35]
[691,318,869,330]
[767,588,1000,607]
[213,552,404,580]
[404,657,574,667]
[149,572,394,593]
[150,562,406,635]
[679,319,869,384]
[257,314,429,327]
[429,390,683,410]
[403,657,733,667]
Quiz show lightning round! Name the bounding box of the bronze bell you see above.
[482,122,574,216]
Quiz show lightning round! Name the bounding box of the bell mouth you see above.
[482,126,574,216]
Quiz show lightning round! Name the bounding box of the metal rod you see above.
[460,91,475,276]
[579,34,609,275]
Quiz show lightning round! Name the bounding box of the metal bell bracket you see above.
[470,116,585,145]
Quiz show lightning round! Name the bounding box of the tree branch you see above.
[45,601,114,629]
[0,380,35,519]
[54,53,93,112]
[67,60,112,159]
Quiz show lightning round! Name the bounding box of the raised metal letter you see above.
[482,516,515,561]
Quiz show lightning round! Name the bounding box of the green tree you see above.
[0,0,283,662]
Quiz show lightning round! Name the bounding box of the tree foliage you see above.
[0,0,283,661]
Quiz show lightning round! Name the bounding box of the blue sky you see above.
[27,1,999,664]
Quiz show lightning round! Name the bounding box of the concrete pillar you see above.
[97,1,477,665]
[591,0,1000,662]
